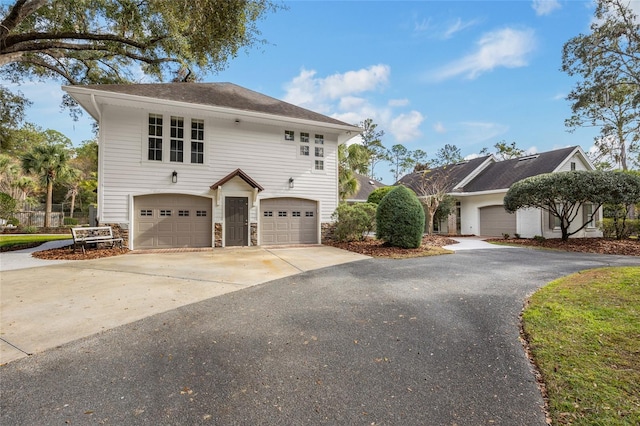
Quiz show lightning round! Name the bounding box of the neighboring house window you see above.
[583,203,595,228]
[570,162,576,171]
[170,116,184,163]
[148,114,163,161]
[285,130,295,141]
[549,206,561,229]
[191,119,204,164]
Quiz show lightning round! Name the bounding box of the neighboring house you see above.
[64,83,361,249]
[397,146,602,238]
[346,173,386,203]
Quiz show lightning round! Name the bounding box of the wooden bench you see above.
[71,226,123,254]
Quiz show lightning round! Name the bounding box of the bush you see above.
[64,217,79,226]
[367,186,394,204]
[533,235,546,242]
[502,233,510,239]
[0,192,17,221]
[331,203,377,242]
[22,225,38,234]
[598,218,640,239]
[376,186,425,249]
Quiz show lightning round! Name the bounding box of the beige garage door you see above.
[479,205,516,237]
[261,198,318,244]
[134,194,212,249]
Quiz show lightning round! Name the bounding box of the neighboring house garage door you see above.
[261,198,318,244]
[479,205,516,237]
[134,194,212,249]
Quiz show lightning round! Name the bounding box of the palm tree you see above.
[338,144,360,201]
[21,144,72,227]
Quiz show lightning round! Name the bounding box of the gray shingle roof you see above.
[78,82,356,128]
[396,156,492,194]
[348,173,386,201]
[460,146,577,192]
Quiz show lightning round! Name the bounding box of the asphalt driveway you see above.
[1,247,638,425]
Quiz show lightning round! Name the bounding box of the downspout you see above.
[91,94,106,237]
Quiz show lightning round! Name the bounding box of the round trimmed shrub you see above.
[367,186,394,204]
[376,186,425,248]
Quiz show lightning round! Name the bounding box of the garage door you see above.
[134,194,212,249]
[479,205,516,237]
[261,198,318,244]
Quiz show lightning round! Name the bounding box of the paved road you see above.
[1,248,638,425]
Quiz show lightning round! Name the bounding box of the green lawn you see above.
[0,234,72,250]
[522,267,640,425]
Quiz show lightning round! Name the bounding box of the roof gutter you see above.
[449,188,508,197]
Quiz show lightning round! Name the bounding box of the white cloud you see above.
[433,122,446,133]
[532,0,561,16]
[389,111,425,142]
[283,65,390,109]
[552,92,565,101]
[388,98,409,107]
[282,66,424,143]
[431,27,537,80]
[443,18,480,39]
[459,121,509,144]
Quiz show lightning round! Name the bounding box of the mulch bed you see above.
[325,235,458,258]
[486,237,640,257]
[32,245,130,260]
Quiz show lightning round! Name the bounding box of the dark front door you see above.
[225,197,248,246]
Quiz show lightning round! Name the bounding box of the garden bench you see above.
[71,226,123,254]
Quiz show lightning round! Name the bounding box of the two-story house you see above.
[64,83,361,250]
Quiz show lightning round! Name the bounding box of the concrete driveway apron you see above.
[0,246,369,364]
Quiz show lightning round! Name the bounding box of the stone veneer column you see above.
[214,223,222,247]
[98,222,129,247]
[321,222,335,243]
[250,223,257,246]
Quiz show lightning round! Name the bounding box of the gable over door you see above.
[225,197,248,246]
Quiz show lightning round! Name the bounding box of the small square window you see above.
[178,210,190,217]
[292,211,301,217]
[300,145,310,156]
[315,134,324,144]
[315,147,324,157]
[305,211,314,217]
[315,160,324,171]
[285,130,295,141]
[300,132,309,143]
[196,210,207,217]
[263,211,273,217]
[278,211,287,217]
[160,210,172,217]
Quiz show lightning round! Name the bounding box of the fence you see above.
[13,212,64,227]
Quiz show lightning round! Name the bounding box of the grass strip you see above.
[0,234,72,249]
[522,267,640,425]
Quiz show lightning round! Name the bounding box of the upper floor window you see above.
[170,116,184,163]
[570,162,576,171]
[147,113,204,165]
[285,130,295,141]
[315,134,324,144]
[148,114,163,161]
[300,132,309,143]
[191,119,204,164]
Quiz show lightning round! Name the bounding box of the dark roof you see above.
[460,146,577,192]
[210,168,264,191]
[396,155,491,194]
[349,173,386,201]
[80,82,355,127]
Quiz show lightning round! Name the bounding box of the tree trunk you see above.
[45,180,53,228]
[70,189,77,218]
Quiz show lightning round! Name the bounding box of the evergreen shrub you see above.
[376,186,425,248]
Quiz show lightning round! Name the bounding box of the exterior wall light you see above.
[288,177,294,189]
[172,170,178,183]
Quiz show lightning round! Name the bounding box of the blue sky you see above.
[5,0,631,183]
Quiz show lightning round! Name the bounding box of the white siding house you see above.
[64,83,361,249]
[398,146,603,238]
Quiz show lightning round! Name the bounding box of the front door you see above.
[225,197,248,246]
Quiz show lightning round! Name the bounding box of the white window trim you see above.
[143,113,207,166]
